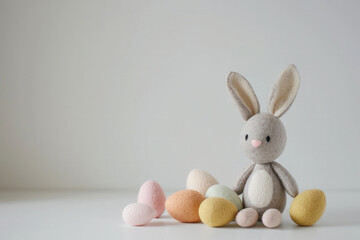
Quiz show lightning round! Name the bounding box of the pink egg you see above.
[236,208,258,227]
[122,203,156,226]
[262,209,282,228]
[137,180,166,218]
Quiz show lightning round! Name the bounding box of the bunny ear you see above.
[268,64,300,118]
[227,72,260,120]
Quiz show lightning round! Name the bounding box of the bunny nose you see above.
[251,140,262,148]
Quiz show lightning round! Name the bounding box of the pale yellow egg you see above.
[199,197,238,227]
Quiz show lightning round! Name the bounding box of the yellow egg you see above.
[199,197,238,227]
[290,189,326,226]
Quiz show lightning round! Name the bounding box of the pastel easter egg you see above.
[290,189,326,226]
[199,197,238,227]
[236,208,258,227]
[122,203,156,226]
[206,184,243,211]
[186,169,219,196]
[165,190,205,223]
[262,209,282,228]
[137,180,166,218]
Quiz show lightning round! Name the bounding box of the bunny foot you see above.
[262,208,282,228]
[236,208,258,227]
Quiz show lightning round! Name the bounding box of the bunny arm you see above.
[271,162,299,198]
[233,163,256,195]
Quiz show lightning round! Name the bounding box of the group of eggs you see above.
[122,180,166,226]
[123,169,326,227]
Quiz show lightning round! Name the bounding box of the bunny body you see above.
[228,65,300,227]
[243,163,286,218]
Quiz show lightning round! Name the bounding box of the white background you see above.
[0,0,359,191]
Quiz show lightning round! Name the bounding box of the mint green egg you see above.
[205,184,243,211]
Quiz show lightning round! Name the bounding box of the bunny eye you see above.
[266,136,271,142]
[245,134,248,140]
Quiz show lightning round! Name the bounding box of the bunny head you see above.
[228,64,300,164]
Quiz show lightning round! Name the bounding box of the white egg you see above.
[186,169,218,196]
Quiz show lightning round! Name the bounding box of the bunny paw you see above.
[236,208,258,227]
[262,208,282,228]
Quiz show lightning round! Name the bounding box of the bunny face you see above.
[240,113,286,164]
[228,64,300,163]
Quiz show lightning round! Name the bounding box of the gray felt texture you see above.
[271,162,298,198]
[240,113,286,164]
[242,164,286,219]
[228,65,301,220]
[227,72,260,120]
[233,163,256,195]
[268,64,300,118]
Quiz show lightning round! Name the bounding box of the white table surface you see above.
[0,190,359,240]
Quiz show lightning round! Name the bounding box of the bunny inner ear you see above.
[268,64,300,118]
[227,72,260,120]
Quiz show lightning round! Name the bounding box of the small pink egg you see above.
[262,208,282,228]
[236,208,258,227]
[122,203,156,226]
[137,180,166,218]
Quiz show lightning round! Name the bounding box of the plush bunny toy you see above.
[228,64,300,228]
